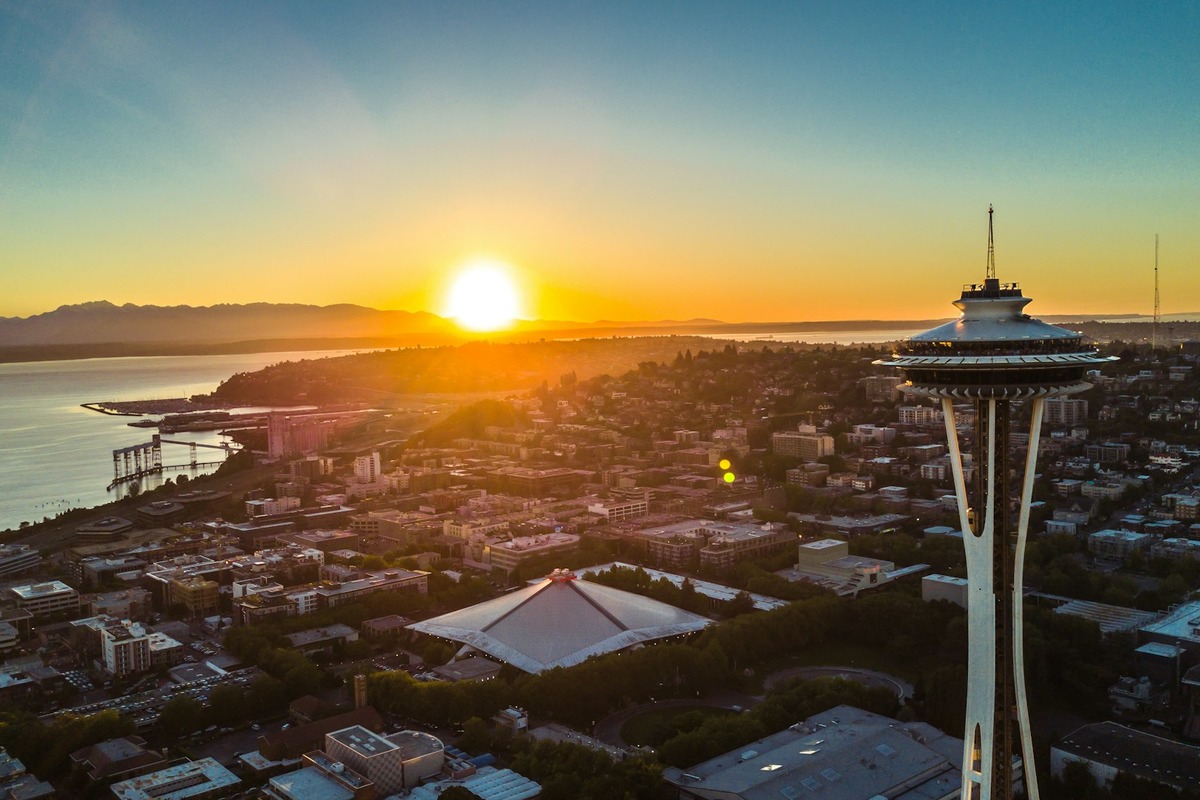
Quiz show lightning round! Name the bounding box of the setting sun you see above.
[444,260,521,332]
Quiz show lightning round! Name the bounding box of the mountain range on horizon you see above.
[0,301,1195,360]
[0,300,736,348]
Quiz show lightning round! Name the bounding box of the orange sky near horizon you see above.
[3,3,1198,324]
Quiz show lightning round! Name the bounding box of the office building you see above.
[354,452,382,483]
[9,581,80,618]
[1043,397,1089,427]
[0,545,40,578]
[771,429,835,461]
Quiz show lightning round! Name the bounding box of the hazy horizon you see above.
[7,297,1199,328]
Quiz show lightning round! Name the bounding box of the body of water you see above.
[0,350,367,532]
[693,327,928,345]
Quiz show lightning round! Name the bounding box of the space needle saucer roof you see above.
[875,212,1116,399]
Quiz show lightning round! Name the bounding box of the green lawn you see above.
[620,706,735,747]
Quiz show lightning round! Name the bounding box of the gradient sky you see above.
[2,1,1198,323]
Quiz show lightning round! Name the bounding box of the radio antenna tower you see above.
[986,205,996,280]
[1153,234,1160,351]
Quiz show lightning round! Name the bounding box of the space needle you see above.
[877,208,1115,800]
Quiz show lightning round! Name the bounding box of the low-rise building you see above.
[787,539,895,596]
[286,624,358,656]
[360,615,410,643]
[246,496,302,518]
[1088,529,1152,561]
[587,495,650,523]
[314,569,428,608]
[322,726,444,795]
[698,523,794,572]
[169,576,220,618]
[1152,537,1200,560]
[0,544,40,578]
[788,512,908,537]
[9,581,79,619]
[483,532,580,575]
[663,704,974,800]
[922,574,968,608]
[86,588,152,620]
[109,758,239,800]
[70,736,167,783]
[1139,599,1200,656]
[771,430,835,460]
[1050,722,1200,793]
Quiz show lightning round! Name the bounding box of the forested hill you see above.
[199,336,759,405]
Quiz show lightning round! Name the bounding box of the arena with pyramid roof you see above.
[406,569,713,674]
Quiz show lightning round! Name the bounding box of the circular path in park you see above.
[592,665,912,750]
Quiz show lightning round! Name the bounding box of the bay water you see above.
[0,350,363,532]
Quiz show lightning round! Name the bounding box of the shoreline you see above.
[81,398,236,417]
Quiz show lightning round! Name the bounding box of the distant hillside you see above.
[199,337,755,405]
[3,301,1195,364]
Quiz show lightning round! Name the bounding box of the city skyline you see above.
[3,2,1198,323]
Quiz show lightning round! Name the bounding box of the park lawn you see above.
[620,706,736,747]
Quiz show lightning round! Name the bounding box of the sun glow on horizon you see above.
[444,260,522,332]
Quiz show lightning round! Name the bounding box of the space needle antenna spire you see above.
[986,204,997,281]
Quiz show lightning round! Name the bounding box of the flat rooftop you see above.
[286,624,357,648]
[1139,600,1200,644]
[663,704,961,800]
[11,581,74,598]
[328,725,397,757]
[268,766,354,800]
[110,758,239,800]
[1053,599,1159,635]
[924,574,969,586]
[384,730,444,760]
[1054,722,1200,791]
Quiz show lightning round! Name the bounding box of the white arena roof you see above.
[407,570,712,674]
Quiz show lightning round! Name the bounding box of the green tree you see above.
[457,716,490,754]
[159,696,205,738]
[247,674,288,717]
[207,685,247,727]
[438,788,483,800]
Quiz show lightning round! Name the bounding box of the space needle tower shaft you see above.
[877,209,1115,799]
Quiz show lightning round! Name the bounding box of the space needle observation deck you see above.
[880,277,1113,399]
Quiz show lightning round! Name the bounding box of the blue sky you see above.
[2,1,1197,321]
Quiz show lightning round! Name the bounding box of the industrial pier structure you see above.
[878,209,1115,800]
